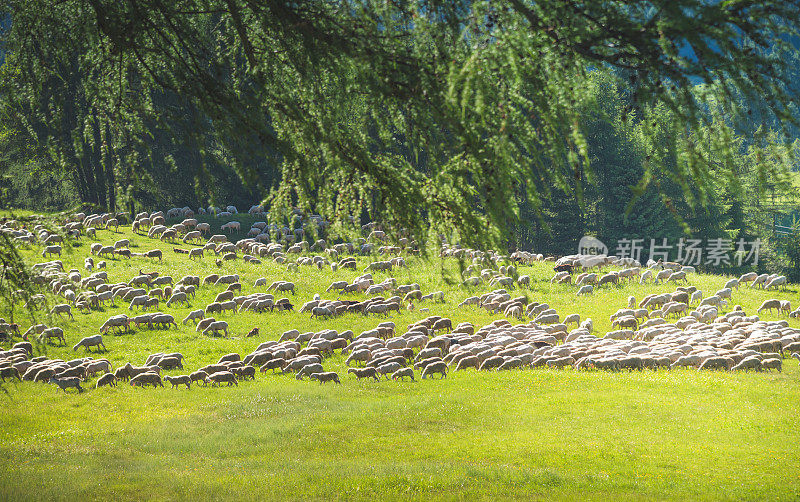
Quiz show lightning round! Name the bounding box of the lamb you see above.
[72,335,106,352]
[95,373,117,388]
[49,375,84,393]
[391,367,415,381]
[130,372,164,388]
[164,375,192,389]
[309,372,341,384]
[421,361,448,379]
[206,371,238,386]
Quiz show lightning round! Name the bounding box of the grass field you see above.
[1,211,799,501]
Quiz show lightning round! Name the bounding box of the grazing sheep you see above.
[421,361,448,379]
[455,356,479,371]
[50,303,74,319]
[757,299,782,314]
[39,327,66,346]
[203,321,229,337]
[761,358,782,373]
[166,292,189,307]
[42,245,62,257]
[207,371,238,386]
[72,335,106,352]
[0,367,21,382]
[348,367,380,381]
[261,359,286,373]
[233,365,256,380]
[95,373,117,388]
[49,376,84,393]
[157,357,183,370]
[309,372,341,384]
[377,362,403,379]
[130,372,164,388]
[731,357,762,372]
[295,363,325,380]
[391,367,415,381]
[164,375,192,389]
[182,310,205,325]
[190,371,209,386]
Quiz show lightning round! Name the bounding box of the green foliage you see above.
[1,0,798,249]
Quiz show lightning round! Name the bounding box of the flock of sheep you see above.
[1,204,798,394]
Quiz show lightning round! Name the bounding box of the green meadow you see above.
[1,214,799,501]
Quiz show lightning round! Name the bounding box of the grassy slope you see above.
[1,214,799,501]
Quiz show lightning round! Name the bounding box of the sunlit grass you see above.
[1,212,799,501]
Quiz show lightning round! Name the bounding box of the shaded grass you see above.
[1,214,800,500]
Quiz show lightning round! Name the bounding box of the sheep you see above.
[166,292,189,307]
[144,249,163,261]
[164,375,192,389]
[765,276,787,291]
[261,359,286,373]
[49,376,84,393]
[295,363,325,380]
[421,361,448,379]
[455,356,479,371]
[206,371,238,386]
[576,285,593,296]
[72,335,106,352]
[348,367,380,381]
[95,373,117,388]
[309,372,340,384]
[190,370,209,386]
[233,365,256,380]
[182,310,205,325]
[761,358,782,372]
[42,245,62,257]
[731,357,762,372]
[130,372,164,388]
[391,367,415,381]
[377,362,403,379]
[203,321,228,336]
[39,327,66,346]
[157,357,183,370]
[0,367,21,382]
[757,299,782,314]
[50,303,74,319]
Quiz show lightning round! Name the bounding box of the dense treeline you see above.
[1,0,799,261]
